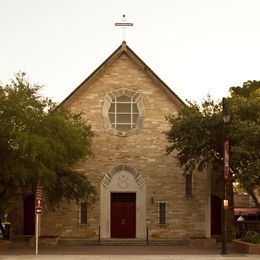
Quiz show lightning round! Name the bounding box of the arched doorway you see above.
[24,195,35,235]
[100,164,146,238]
[211,195,222,236]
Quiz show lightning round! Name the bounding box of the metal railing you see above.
[98,226,101,244]
[146,225,149,245]
[236,221,260,238]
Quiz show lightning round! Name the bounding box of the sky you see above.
[1,0,260,103]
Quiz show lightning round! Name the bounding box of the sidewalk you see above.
[0,242,259,260]
[1,256,260,260]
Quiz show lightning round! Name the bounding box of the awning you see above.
[234,207,260,215]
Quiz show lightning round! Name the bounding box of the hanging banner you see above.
[224,140,229,180]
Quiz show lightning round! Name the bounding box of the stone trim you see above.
[100,164,146,238]
[101,164,146,189]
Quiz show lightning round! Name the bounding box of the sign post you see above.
[35,184,42,255]
[221,97,230,255]
[35,214,39,255]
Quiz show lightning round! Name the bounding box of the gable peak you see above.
[121,41,127,50]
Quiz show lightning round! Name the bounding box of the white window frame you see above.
[102,88,144,136]
[108,92,139,130]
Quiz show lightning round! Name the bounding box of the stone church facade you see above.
[13,42,214,240]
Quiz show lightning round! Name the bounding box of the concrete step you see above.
[58,238,99,246]
[11,235,33,242]
[58,238,190,246]
[100,239,147,246]
[148,239,189,246]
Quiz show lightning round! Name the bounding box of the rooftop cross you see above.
[115,15,133,42]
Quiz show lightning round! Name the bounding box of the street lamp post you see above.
[221,97,230,254]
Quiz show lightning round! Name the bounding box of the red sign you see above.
[224,140,229,180]
[36,199,42,207]
[35,207,42,215]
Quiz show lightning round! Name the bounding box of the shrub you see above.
[241,231,260,244]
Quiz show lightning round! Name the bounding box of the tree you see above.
[0,73,96,238]
[228,81,260,207]
[165,80,260,208]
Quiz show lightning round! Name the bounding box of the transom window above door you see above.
[102,89,144,136]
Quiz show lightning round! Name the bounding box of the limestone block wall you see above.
[40,53,209,239]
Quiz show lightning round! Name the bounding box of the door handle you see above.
[121,219,126,225]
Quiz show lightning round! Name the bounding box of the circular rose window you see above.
[102,88,144,136]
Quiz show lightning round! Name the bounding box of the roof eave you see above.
[60,41,186,107]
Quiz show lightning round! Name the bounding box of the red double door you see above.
[111,193,136,238]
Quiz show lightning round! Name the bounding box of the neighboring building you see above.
[234,192,260,221]
[11,42,224,241]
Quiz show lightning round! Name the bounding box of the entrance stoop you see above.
[58,238,190,246]
[189,237,217,246]
[11,235,33,242]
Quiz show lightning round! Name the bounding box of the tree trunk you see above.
[248,189,260,209]
[0,220,6,239]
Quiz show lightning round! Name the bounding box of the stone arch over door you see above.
[100,164,146,238]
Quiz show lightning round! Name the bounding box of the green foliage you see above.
[229,81,260,205]
[0,72,96,219]
[166,81,260,207]
[241,231,260,244]
[166,96,223,174]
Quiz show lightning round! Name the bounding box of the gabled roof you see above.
[61,41,185,106]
